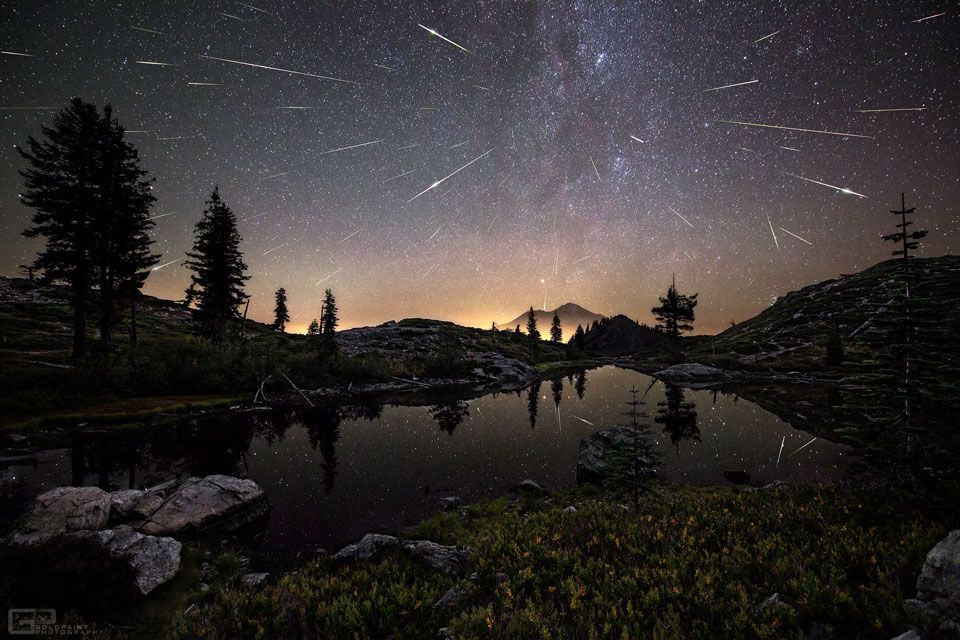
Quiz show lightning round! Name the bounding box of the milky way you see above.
[0,1,957,332]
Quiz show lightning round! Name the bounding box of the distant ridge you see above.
[495,303,603,340]
[579,314,669,356]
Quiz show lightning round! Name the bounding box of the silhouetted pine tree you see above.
[307,319,320,350]
[319,289,338,357]
[19,98,158,357]
[526,306,541,353]
[572,324,586,349]
[651,276,698,339]
[602,386,661,512]
[515,325,521,334]
[550,311,563,342]
[184,187,249,343]
[273,288,290,332]
[883,193,927,262]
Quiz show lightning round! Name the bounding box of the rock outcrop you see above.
[577,427,657,485]
[905,529,960,636]
[135,475,268,536]
[69,526,181,595]
[333,533,470,573]
[654,363,741,387]
[12,486,111,545]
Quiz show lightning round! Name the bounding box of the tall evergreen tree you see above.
[319,289,338,356]
[526,306,541,348]
[549,311,563,342]
[98,107,159,347]
[184,187,249,343]
[273,287,290,332]
[19,98,158,357]
[572,324,586,349]
[651,276,698,339]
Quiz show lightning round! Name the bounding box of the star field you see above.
[1,1,957,332]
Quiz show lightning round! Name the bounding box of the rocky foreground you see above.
[9,475,268,593]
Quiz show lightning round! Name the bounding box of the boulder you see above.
[110,489,145,519]
[439,496,461,511]
[654,363,739,387]
[239,572,269,590]
[905,529,960,635]
[890,631,922,640]
[69,526,181,595]
[577,427,657,486]
[509,479,549,494]
[333,533,399,560]
[137,475,268,536]
[402,540,470,573]
[12,486,111,545]
[433,585,464,609]
[563,506,577,514]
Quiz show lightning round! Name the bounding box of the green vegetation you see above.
[167,483,951,640]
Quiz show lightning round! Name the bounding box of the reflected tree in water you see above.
[551,378,563,409]
[574,370,587,399]
[527,380,541,430]
[655,383,700,452]
[429,401,470,436]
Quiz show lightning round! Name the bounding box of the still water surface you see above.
[0,367,849,549]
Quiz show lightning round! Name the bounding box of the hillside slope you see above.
[579,314,669,356]
[693,256,960,389]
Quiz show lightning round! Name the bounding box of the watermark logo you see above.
[8,609,55,635]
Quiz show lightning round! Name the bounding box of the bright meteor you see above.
[854,107,926,113]
[767,215,780,249]
[666,205,696,229]
[407,148,494,203]
[152,258,183,272]
[779,226,813,245]
[753,30,781,43]
[718,120,874,139]
[786,172,867,198]
[417,23,471,54]
[200,54,358,85]
[320,139,384,155]
[703,79,758,92]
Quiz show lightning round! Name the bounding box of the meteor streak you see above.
[718,119,873,139]
[629,135,645,143]
[218,12,243,20]
[278,106,317,109]
[2,50,35,56]
[320,139,383,154]
[421,263,438,279]
[703,79,758,92]
[156,135,195,141]
[0,106,55,110]
[315,267,343,286]
[152,258,183,272]
[237,2,271,14]
[261,243,285,256]
[428,225,443,241]
[131,26,163,35]
[417,23,471,54]
[779,145,800,151]
[382,169,416,183]
[767,215,780,249]
[374,63,398,72]
[911,12,946,23]
[187,82,223,86]
[407,148,494,203]
[753,30,781,43]
[397,142,421,150]
[570,255,595,264]
[241,212,269,222]
[340,230,360,243]
[853,107,926,113]
[786,172,867,198]
[450,140,468,148]
[572,415,595,426]
[789,437,818,456]
[590,156,601,181]
[148,212,175,220]
[136,60,177,66]
[776,436,786,467]
[666,204,695,229]
[778,226,813,245]
[200,54,359,85]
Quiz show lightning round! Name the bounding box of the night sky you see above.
[1,1,957,333]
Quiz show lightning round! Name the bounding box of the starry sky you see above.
[1,1,957,334]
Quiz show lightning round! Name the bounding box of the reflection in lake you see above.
[0,367,851,550]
